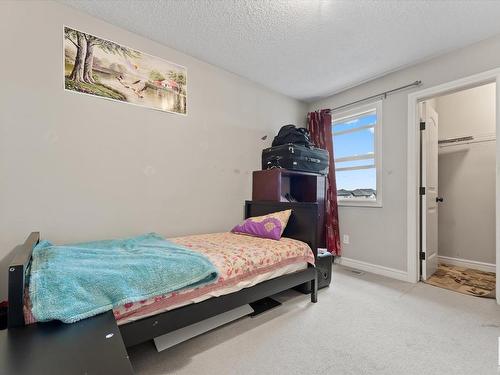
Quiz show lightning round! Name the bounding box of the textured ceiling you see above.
[61,0,500,102]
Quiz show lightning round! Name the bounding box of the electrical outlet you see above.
[342,234,350,245]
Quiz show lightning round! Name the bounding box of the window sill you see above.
[338,200,382,208]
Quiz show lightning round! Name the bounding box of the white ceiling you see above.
[62,0,500,102]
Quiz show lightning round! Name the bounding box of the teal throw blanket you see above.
[29,233,219,323]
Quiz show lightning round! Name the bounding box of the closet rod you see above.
[330,80,422,112]
[439,138,496,148]
[438,136,474,145]
[438,134,496,148]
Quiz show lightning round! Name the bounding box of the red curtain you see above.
[307,109,341,256]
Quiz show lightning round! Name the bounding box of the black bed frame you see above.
[7,201,318,348]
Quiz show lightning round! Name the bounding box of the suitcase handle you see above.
[305,157,321,163]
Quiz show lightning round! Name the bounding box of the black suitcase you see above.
[262,143,329,175]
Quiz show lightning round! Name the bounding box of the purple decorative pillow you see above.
[231,209,292,240]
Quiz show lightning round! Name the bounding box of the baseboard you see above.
[438,255,495,273]
[335,257,408,282]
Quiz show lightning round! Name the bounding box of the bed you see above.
[8,201,319,348]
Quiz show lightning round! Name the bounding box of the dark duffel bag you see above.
[272,125,313,147]
[262,143,329,175]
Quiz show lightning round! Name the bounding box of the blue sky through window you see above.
[333,113,376,133]
[333,113,377,191]
[336,168,376,191]
[333,131,374,159]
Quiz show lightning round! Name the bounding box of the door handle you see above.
[436,197,444,203]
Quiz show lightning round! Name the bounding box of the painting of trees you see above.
[149,70,166,82]
[65,28,86,82]
[168,71,187,95]
[65,27,139,84]
[64,26,187,114]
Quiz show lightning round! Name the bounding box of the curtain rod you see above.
[330,80,422,112]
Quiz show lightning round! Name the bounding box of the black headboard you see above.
[244,201,318,259]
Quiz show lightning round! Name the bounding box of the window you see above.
[332,101,382,207]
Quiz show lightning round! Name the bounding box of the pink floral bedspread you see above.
[113,232,314,323]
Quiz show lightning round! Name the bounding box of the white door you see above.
[420,101,439,280]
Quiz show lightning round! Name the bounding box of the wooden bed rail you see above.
[8,232,39,328]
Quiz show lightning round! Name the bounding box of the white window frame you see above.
[332,100,383,207]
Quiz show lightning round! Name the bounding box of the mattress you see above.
[114,232,315,325]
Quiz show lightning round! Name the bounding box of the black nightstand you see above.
[0,311,134,375]
[296,251,333,293]
[316,251,333,289]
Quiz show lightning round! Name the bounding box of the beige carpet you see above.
[425,263,496,298]
[128,265,500,375]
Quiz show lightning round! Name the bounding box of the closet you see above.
[420,83,496,297]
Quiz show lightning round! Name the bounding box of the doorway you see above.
[419,83,496,297]
[406,68,500,303]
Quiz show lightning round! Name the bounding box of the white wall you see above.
[435,84,496,264]
[0,1,307,300]
[436,83,496,138]
[310,34,500,274]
